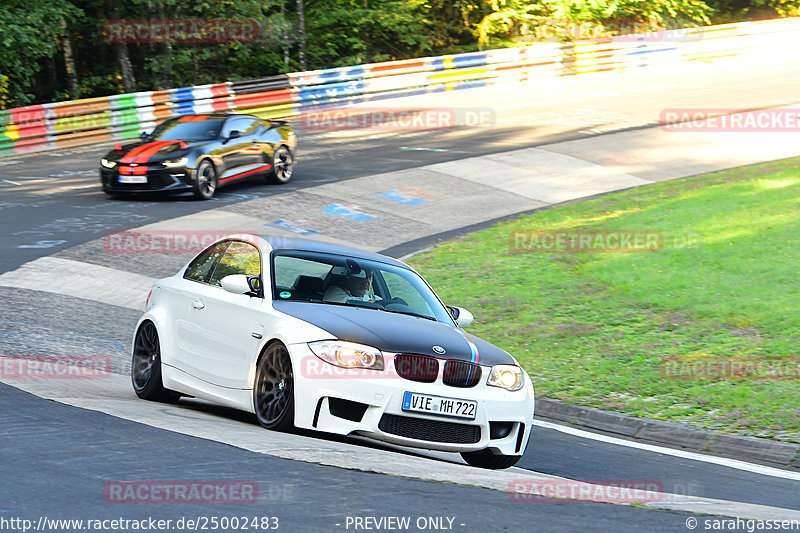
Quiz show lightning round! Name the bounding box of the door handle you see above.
[191,299,205,310]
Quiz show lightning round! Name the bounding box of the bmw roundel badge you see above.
[432,345,446,354]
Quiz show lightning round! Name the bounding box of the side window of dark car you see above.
[221,118,256,138]
[239,118,260,135]
[184,242,229,283]
[208,241,262,286]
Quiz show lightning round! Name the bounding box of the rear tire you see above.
[460,449,521,469]
[253,342,295,431]
[131,321,181,403]
[265,145,294,184]
[192,160,218,200]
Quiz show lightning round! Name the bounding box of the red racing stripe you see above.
[119,143,153,164]
[132,140,175,164]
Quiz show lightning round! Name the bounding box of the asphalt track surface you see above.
[2,56,800,532]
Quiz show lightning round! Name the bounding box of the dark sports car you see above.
[100,113,297,199]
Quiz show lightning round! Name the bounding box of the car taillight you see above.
[146,289,152,307]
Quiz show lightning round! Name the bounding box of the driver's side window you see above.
[220,118,247,139]
[185,242,228,283]
[208,241,261,286]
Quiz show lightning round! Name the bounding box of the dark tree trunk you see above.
[60,18,80,98]
[108,0,137,92]
[158,5,173,88]
[296,0,307,70]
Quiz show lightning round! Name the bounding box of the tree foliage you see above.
[0,0,792,108]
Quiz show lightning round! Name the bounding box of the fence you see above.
[2,17,800,158]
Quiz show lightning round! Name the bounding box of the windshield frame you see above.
[148,117,225,142]
[269,249,456,326]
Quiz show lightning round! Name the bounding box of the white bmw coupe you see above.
[132,234,534,469]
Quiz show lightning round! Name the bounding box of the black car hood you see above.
[104,139,211,161]
[274,301,515,366]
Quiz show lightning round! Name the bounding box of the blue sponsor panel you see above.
[319,65,365,83]
[431,52,489,71]
[264,219,320,236]
[171,87,196,115]
[320,204,375,221]
[627,45,678,56]
[375,190,428,206]
[294,66,366,109]
[627,45,679,68]
[297,80,366,105]
[430,79,489,94]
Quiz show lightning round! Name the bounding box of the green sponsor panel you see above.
[0,111,14,157]
[111,107,139,127]
[110,93,138,111]
[0,138,15,158]
[113,122,141,140]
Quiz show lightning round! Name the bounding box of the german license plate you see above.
[119,175,148,184]
[402,392,477,420]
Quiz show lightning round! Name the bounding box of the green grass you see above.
[408,158,800,442]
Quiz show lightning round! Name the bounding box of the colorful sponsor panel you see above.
[2,18,800,158]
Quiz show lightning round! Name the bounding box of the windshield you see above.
[271,251,455,324]
[149,117,224,141]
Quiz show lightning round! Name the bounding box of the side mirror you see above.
[221,274,260,297]
[140,131,151,140]
[225,130,241,143]
[448,306,474,328]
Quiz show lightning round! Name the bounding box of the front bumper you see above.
[100,166,194,194]
[289,343,535,455]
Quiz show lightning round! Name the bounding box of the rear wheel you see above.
[253,342,295,431]
[460,449,521,469]
[131,321,180,402]
[265,145,294,184]
[193,160,218,200]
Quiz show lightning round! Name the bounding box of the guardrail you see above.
[2,17,800,158]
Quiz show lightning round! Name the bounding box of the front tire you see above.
[265,145,294,184]
[192,159,218,200]
[461,449,521,470]
[253,342,295,431]
[131,321,180,402]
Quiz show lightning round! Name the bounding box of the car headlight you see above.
[162,157,188,168]
[487,365,524,391]
[308,340,384,370]
[101,158,117,168]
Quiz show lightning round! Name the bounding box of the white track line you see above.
[535,419,800,481]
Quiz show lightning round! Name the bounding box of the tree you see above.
[0,0,80,107]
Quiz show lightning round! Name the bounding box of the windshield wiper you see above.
[378,307,438,322]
